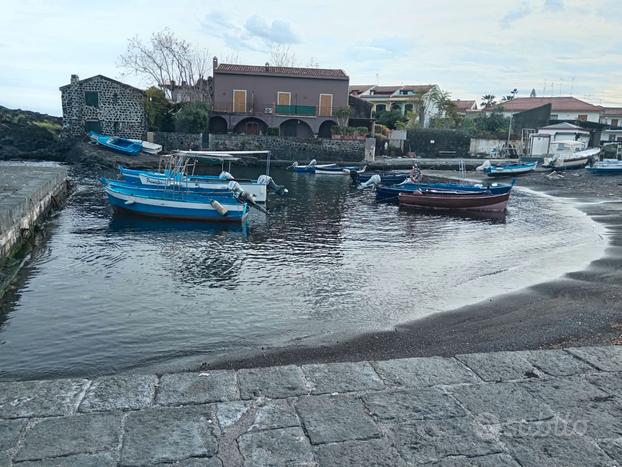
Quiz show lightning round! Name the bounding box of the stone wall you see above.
[60,75,147,139]
[208,134,365,162]
[150,132,203,151]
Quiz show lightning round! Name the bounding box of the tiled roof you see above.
[602,107,622,116]
[349,84,436,96]
[349,85,373,94]
[215,63,348,80]
[489,96,601,113]
[399,85,436,93]
[59,75,145,94]
[451,99,476,112]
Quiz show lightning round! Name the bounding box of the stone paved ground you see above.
[1,346,622,466]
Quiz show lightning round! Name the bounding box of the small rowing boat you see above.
[289,160,338,173]
[350,170,411,185]
[399,190,510,213]
[375,181,514,201]
[88,131,143,156]
[315,165,367,175]
[477,160,537,177]
[587,159,622,175]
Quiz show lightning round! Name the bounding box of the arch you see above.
[318,120,337,139]
[209,116,228,134]
[279,119,314,138]
[232,117,268,135]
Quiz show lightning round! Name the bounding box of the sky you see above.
[1,0,621,116]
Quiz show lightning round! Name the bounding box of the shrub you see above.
[174,102,210,133]
[266,127,280,136]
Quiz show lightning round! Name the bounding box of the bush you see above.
[266,127,279,136]
[174,102,210,133]
[375,109,408,130]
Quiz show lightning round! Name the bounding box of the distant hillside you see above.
[0,106,66,159]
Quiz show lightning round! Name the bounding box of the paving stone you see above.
[566,346,622,372]
[598,438,622,463]
[430,454,520,466]
[456,352,539,382]
[14,413,122,462]
[157,371,239,406]
[0,452,10,467]
[363,388,465,422]
[216,401,252,431]
[0,378,88,418]
[237,426,315,466]
[252,399,300,432]
[159,458,224,467]
[0,418,26,451]
[588,372,622,397]
[515,349,596,376]
[79,374,156,412]
[449,382,554,423]
[372,356,479,387]
[121,405,218,465]
[237,365,307,400]
[314,438,404,466]
[295,394,380,445]
[523,376,610,410]
[557,398,622,439]
[391,418,506,465]
[501,432,614,466]
[302,362,384,394]
[13,451,117,467]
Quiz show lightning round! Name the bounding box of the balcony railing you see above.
[212,101,335,118]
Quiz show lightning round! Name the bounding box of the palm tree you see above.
[481,94,497,108]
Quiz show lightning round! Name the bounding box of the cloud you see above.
[347,37,412,61]
[244,15,299,44]
[500,2,531,27]
[544,0,564,9]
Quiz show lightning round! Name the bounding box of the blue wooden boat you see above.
[89,131,143,156]
[587,160,622,175]
[376,181,514,201]
[350,170,411,185]
[480,161,537,177]
[101,179,248,223]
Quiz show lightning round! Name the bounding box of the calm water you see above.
[0,167,606,380]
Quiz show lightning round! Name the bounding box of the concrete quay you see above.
[1,346,622,466]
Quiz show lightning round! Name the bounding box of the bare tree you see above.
[268,44,296,67]
[118,29,210,101]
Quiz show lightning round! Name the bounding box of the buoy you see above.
[211,200,228,216]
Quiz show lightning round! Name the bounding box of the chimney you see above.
[213,56,218,71]
[70,74,79,85]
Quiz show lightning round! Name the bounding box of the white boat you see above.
[314,165,367,175]
[129,139,163,155]
[543,141,600,169]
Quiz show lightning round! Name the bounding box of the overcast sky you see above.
[2,0,621,116]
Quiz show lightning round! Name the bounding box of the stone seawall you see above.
[150,131,203,151]
[209,134,365,162]
[0,163,68,295]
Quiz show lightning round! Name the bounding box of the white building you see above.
[486,96,602,123]
[528,122,591,156]
[600,107,622,128]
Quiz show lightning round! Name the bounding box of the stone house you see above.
[209,58,349,138]
[59,74,147,139]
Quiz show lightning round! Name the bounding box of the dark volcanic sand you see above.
[203,169,622,370]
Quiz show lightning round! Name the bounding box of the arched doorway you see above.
[279,119,314,138]
[318,120,337,139]
[233,117,268,135]
[209,116,228,134]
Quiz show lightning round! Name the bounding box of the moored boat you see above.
[102,180,249,223]
[542,142,599,170]
[587,159,622,175]
[399,190,510,213]
[289,160,338,173]
[375,181,514,201]
[350,170,411,185]
[89,131,143,156]
[478,161,537,177]
[315,165,367,175]
[128,139,163,155]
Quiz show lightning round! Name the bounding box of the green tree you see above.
[481,94,497,108]
[145,86,171,131]
[174,102,211,133]
[375,109,407,130]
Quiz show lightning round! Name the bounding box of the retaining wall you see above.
[149,131,203,151]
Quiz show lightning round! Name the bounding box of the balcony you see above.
[212,101,334,118]
[275,104,315,116]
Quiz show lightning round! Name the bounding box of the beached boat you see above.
[399,190,510,213]
[542,142,600,170]
[587,159,622,175]
[350,170,411,185]
[375,181,513,201]
[315,165,367,175]
[101,180,249,223]
[477,161,537,177]
[129,139,163,155]
[88,131,143,156]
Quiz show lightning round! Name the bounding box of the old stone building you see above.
[59,74,147,139]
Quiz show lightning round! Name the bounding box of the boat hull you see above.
[485,162,537,177]
[376,182,513,201]
[315,165,367,175]
[105,187,248,223]
[351,171,410,184]
[543,157,589,170]
[399,191,510,212]
[89,131,142,156]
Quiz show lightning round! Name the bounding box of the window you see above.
[112,93,119,105]
[577,114,588,121]
[85,91,99,108]
[611,119,619,128]
[376,104,386,113]
[84,120,101,133]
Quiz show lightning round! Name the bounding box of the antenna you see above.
[375,73,379,85]
[570,77,575,95]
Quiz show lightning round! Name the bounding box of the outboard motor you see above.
[288,161,299,170]
[307,159,317,168]
[358,174,382,190]
[219,171,234,180]
[257,175,288,196]
[228,181,268,214]
[475,160,491,172]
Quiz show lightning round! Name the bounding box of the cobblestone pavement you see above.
[1,346,622,466]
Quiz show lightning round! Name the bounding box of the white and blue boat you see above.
[478,161,538,177]
[289,160,339,173]
[587,159,622,175]
[88,131,143,156]
[102,179,249,223]
[314,164,367,175]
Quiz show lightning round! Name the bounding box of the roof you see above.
[451,99,476,112]
[349,84,436,97]
[540,122,589,132]
[602,107,622,116]
[489,96,600,113]
[349,85,373,94]
[215,63,348,80]
[59,75,145,94]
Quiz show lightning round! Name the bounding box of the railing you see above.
[212,101,335,117]
[275,105,315,116]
